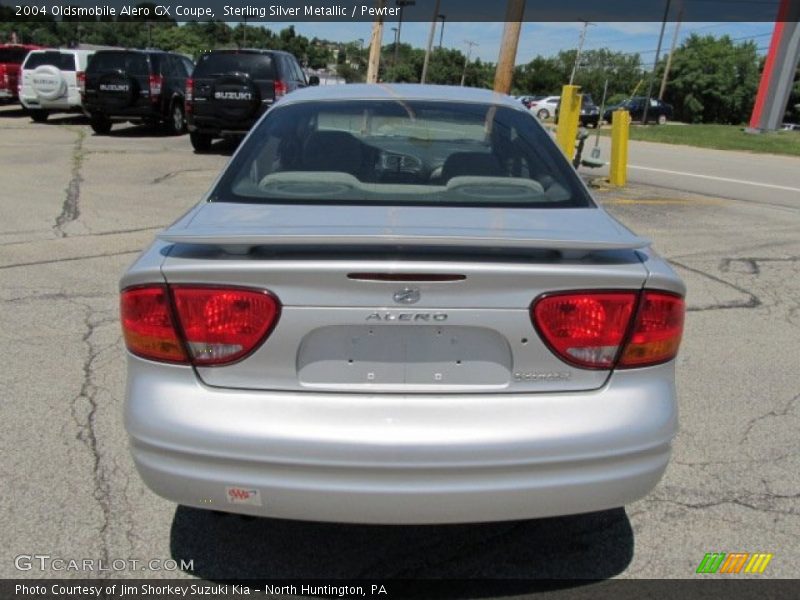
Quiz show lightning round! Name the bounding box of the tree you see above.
[660,34,760,124]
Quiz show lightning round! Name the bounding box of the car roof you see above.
[279,84,526,110]
[202,48,293,56]
[28,48,94,56]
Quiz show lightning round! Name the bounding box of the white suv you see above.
[19,49,94,122]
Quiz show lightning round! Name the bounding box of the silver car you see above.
[121,84,685,524]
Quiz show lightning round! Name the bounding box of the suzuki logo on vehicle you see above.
[366,313,447,322]
[99,84,129,91]
[393,287,421,305]
[214,91,252,100]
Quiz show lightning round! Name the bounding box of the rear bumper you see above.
[187,113,262,137]
[125,358,678,524]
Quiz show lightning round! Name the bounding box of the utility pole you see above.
[438,14,446,50]
[393,0,415,69]
[569,20,595,85]
[493,0,526,94]
[391,27,399,66]
[366,0,386,84]
[642,0,671,124]
[420,0,440,83]
[460,40,478,86]
[242,17,247,47]
[659,8,683,100]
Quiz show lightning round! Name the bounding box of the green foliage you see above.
[659,34,760,124]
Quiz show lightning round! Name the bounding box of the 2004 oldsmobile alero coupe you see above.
[121,84,685,524]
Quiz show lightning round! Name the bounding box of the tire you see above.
[30,110,48,123]
[537,108,550,120]
[190,131,213,153]
[657,114,667,125]
[90,114,112,135]
[164,101,186,136]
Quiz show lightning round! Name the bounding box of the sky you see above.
[260,21,775,65]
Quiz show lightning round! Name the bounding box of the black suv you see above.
[83,50,194,135]
[186,49,318,152]
[554,94,601,128]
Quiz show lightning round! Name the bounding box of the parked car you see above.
[530,95,560,120]
[0,44,40,103]
[517,94,545,109]
[554,93,601,128]
[121,84,686,525]
[185,49,318,152]
[604,96,674,125]
[83,49,194,135]
[18,49,94,121]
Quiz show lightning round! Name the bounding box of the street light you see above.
[393,0,415,67]
[437,15,446,50]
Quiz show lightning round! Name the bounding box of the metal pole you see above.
[391,27,399,66]
[461,40,478,86]
[659,8,682,100]
[569,20,594,85]
[493,0,526,94]
[642,0,671,124]
[438,15,446,49]
[420,0,440,83]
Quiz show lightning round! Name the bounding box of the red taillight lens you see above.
[185,77,193,102]
[120,286,187,363]
[149,74,163,99]
[172,287,280,366]
[121,285,281,366]
[0,65,8,89]
[274,79,287,98]
[532,290,684,369]
[533,292,637,369]
[76,70,85,94]
[618,291,685,368]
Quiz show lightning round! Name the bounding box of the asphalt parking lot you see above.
[1,105,798,587]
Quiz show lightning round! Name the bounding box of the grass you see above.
[596,123,800,157]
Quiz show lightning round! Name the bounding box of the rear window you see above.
[0,48,31,63]
[23,51,76,71]
[88,52,149,76]
[214,100,592,209]
[193,52,274,80]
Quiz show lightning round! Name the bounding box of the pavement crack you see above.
[741,392,800,445]
[54,129,87,238]
[669,259,761,311]
[68,300,115,564]
[151,168,206,185]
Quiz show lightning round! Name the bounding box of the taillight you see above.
[532,290,684,369]
[172,287,280,365]
[120,286,186,363]
[120,285,281,366]
[618,291,685,368]
[274,79,287,99]
[149,74,163,100]
[185,77,193,102]
[0,65,8,89]
[76,70,85,94]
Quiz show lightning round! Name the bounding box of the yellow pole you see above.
[555,84,581,159]
[609,109,630,186]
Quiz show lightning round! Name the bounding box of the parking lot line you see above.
[629,165,800,194]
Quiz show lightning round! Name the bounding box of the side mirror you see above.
[308,75,320,86]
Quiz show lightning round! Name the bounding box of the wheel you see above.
[537,108,550,120]
[90,114,112,135]
[165,101,186,135]
[190,131,213,152]
[30,110,48,123]
[657,114,667,125]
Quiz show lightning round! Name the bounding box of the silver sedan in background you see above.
[120,84,685,524]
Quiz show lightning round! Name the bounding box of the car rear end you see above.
[186,50,284,140]
[122,87,685,524]
[0,45,38,102]
[84,51,163,123]
[19,50,86,115]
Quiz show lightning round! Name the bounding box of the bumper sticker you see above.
[225,486,262,506]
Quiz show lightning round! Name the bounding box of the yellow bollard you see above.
[609,109,631,186]
[555,85,582,160]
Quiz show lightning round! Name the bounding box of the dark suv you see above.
[186,49,317,152]
[83,50,194,135]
